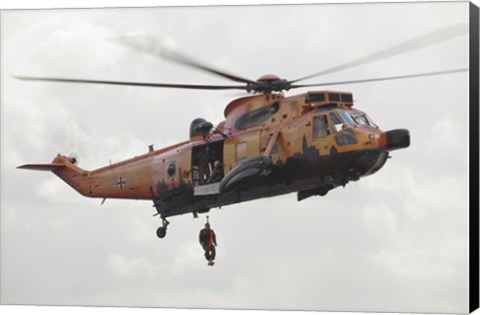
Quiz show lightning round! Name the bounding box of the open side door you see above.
[191,140,224,196]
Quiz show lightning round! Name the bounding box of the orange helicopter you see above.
[16,30,467,239]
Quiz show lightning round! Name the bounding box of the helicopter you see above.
[16,26,467,239]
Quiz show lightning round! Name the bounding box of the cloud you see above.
[108,253,158,277]
[371,235,466,280]
[361,201,399,246]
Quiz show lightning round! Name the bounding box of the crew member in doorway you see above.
[198,149,210,184]
[199,222,217,266]
[206,160,223,184]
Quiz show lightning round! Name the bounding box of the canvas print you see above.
[0,1,477,314]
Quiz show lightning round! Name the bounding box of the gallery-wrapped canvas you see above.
[1,1,479,314]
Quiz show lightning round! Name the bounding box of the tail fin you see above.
[18,155,91,196]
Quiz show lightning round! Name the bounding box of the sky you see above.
[0,1,473,314]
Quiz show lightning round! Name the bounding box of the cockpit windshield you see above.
[337,111,356,126]
[353,110,379,128]
[331,109,378,129]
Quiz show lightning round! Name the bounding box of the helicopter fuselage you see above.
[23,90,409,223]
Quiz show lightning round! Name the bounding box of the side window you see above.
[235,102,280,130]
[313,114,330,138]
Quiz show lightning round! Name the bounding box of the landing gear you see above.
[156,218,170,239]
[156,227,167,238]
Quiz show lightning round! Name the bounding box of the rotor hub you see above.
[246,74,290,94]
[257,74,282,82]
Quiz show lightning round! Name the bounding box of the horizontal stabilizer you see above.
[17,163,65,171]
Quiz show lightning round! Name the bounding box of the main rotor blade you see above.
[291,23,468,83]
[290,68,468,88]
[13,75,247,90]
[113,35,259,86]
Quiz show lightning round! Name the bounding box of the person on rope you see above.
[199,220,217,266]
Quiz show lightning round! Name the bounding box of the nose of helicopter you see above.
[380,129,410,151]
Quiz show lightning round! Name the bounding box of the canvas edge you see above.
[470,1,480,314]
[0,1,476,314]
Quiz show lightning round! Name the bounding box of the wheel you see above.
[156,226,167,239]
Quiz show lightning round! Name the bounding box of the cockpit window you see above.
[353,110,379,128]
[329,110,356,132]
[337,111,356,126]
[328,110,358,145]
[363,113,378,128]
[330,109,378,129]
[329,112,344,133]
[351,112,368,125]
[313,114,330,138]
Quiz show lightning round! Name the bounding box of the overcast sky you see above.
[0,1,472,314]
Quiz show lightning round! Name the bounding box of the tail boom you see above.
[18,155,92,196]
[18,154,156,200]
